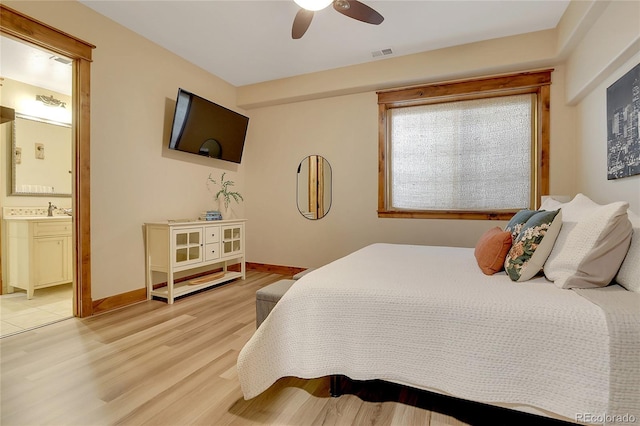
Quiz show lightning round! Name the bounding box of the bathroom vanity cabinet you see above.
[144,219,246,304]
[5,216,73,299]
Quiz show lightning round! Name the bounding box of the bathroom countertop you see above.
[4,216,72,221]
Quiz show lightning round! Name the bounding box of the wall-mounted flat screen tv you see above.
[168,88,249,164]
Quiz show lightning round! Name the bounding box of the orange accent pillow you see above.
[474,227,513,275]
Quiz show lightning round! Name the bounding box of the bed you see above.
[237,195,640,424]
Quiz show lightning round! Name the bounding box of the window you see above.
[378,70,552,220]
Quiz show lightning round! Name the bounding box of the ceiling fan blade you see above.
[292,9,314,39]
[333,0,383,25]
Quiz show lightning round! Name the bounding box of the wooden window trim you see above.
[377,70,552,220]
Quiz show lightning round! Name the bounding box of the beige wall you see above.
[240,28,579,269]
[3,1,246,300]
[237,30,558,109]
[566,0,640,211]
[243,66,576,269]
[564,0,640,212]
[564,1,640,104]
[574,52,640,213]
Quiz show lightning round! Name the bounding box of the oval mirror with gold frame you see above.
[297,155,332,220]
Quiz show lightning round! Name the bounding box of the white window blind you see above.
[388,94,534,211]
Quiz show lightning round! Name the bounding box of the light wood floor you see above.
[0,271,568,426]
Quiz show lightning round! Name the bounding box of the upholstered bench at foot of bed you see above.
[256,279,296,328]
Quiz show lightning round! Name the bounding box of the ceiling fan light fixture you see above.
[291,0,383,39]
[334,0,350,10]
[294,0,333,11]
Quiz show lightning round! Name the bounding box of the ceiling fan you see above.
[292,0,384,39]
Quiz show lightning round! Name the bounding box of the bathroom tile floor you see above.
[0,283,73,338]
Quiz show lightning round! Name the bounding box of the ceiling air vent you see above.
[371,48,393,58]
[50,55,72,65]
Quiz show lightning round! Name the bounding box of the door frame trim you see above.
[1,5,94,317]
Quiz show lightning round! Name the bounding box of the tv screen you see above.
[168,88,249,163]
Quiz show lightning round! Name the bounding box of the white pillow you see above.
[544,194,633,289]
[539,197,564,211]
[616,211,640,292]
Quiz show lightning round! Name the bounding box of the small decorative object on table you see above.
[199,210,222,221]
[207,172,243,220]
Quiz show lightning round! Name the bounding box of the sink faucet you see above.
[47,202,56,217]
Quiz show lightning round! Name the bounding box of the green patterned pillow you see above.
[505,209,539,241]
[505,209,562,282]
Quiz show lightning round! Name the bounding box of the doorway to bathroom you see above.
[0,5,94,337]
[0,36,74,337]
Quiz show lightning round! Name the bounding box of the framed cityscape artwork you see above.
[606,63,640,180]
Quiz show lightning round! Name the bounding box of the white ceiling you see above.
[78,0,570,87]
[1,36,73,95]
[1,1,570,94]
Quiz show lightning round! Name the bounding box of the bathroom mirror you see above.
[297,155,332,220]
[11,113,72,196]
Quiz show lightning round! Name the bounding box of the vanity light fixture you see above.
[36,94,66,108]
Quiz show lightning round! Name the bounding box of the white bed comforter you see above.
[237,243,638,422]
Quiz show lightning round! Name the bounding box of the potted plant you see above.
[207,172,243,218]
